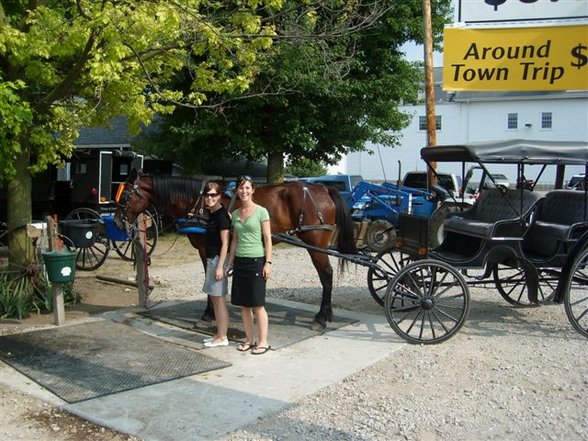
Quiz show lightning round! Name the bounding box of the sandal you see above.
[251,345,271,355]
[237,342,256,352]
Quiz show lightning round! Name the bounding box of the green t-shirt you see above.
[231,206,270,258]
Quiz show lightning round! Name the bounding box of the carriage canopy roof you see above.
[421,140,588,165]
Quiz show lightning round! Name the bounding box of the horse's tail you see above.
[328,187,357,254]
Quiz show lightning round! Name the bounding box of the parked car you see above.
[567,173,586,190]
[298,174,364,199]
[487,173,510,189]
[401,171,475,203]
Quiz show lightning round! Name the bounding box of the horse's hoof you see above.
[200,312,215,322]
[311,321,326,332]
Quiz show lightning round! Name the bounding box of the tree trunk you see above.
[6,149,34,270]
[7,149,33,229]
[267,151,284,184]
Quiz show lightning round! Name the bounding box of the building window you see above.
[75,162,87,174]
[419,115,442,131]
[541,112,552,129]
[507,113,518,129]
[419,116,426,130]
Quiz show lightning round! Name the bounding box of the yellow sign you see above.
[443,25,588,91]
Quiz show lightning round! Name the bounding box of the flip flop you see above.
[237,342,256,352]
[251,346,271,355]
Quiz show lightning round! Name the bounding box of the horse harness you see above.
[287,184,335,235]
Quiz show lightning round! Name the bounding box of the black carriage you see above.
[59,149,163,271]
[0,148,160,271]
[367,140,588,344]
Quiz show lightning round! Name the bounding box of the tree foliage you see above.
[0,0,281,181]
[137,0,452,182]
[285,157,327,178]
[0,0,282,229]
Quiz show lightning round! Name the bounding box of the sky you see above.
[400,0,457,65]
[400,42,444,65]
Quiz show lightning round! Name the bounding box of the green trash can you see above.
[42,251,77,283]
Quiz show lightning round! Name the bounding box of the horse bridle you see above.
[116,174,146,226]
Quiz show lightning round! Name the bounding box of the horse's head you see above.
[114,169,153,229]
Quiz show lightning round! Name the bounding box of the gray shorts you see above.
[203,255,228,296]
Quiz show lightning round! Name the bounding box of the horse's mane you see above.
[150,175,204,214]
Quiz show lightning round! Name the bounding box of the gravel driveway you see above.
[1,238,587,440]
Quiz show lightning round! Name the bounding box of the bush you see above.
[0,275,34,319]
[0,273,79,319]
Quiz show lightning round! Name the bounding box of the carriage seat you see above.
[444,189,542,240]
[528,190,588,241]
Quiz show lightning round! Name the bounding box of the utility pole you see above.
[423,0,438,187]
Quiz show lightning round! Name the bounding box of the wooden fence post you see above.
[134,213,151,308]
[46,216,65,326]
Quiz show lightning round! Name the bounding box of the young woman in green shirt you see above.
[227,176,272,355]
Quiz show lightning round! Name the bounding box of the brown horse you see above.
[114,169,357,328]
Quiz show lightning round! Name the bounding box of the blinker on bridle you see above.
[115,177,145,225]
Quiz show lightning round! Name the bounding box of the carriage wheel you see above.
[564,247,588,338]
[493,263,549,307]
[384,259,470,344]
[64,208,109,271]
[367,246,413,306]
[0,224,50,311]
[111,211,158,262]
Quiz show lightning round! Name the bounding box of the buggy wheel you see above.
[0,224,50,314]
[64,208,109,271]
[111,211,158,261]
[384,259,470,344]
[564,247,588,338]
[493,263,545,307]
[365,220,396,253]
[367,246,412,307]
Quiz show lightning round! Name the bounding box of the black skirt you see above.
[231,256,266,307]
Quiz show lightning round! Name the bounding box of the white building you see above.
[332,68,588,184]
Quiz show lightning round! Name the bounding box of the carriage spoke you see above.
[418,312,427,340]
[426,312,437,340]
[432,306,462,324]
[404,309,424,335]
[367,248,412,307]
[430,310,451,334]
[493,265,538,307]
[432,279,459,300]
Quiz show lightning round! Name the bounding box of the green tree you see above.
[286,157,328,178]
[0,0,281,251]
[138,0,452,183]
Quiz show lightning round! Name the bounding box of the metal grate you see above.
[0,321,230,403]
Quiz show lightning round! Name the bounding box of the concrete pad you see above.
[1,299,405,441]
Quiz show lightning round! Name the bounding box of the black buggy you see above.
[368,140,588,344]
